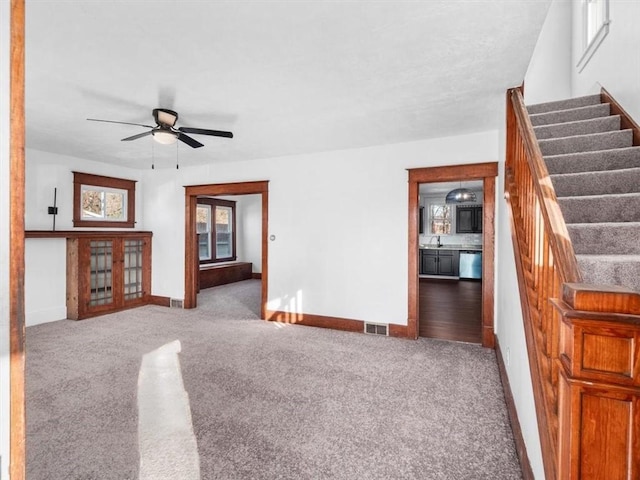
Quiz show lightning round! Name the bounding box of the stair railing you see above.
[505,86,640,480]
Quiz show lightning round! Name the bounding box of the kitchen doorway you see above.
[419,179,483,343]
[407,163,497,347]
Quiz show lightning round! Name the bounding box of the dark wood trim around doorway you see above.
[10,0,26,478]
[407,162,498,347]
[184,181,269,319]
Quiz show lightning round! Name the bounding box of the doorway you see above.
[407,163,497,347]
[184,181,269,318]
[418,179,483,343]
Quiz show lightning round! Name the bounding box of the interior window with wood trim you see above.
[73,172,136,228]
[197,197,236,264]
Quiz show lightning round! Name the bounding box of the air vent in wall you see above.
[364,322,388,336]
[170,298,184,309]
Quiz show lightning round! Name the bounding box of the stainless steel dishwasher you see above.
[459,250,482,279]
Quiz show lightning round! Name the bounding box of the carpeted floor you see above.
[26,279,522,479]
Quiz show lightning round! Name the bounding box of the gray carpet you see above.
[528,94,640,292]
[27,280,522,479]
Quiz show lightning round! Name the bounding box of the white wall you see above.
[234,194,262,273]
[495,162,545,479]
[571,0,640,119]
[143,131,499,323]
[0,1,11,476]
[24,150,144,326]
[524,0,572,104]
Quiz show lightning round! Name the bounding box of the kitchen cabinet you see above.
[456,206,483,233]
[420,249,459,276]
[66,232,152,319]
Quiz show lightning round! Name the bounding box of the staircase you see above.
[505,87,640,480]
[528,94,640,293]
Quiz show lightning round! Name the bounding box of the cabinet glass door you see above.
[89,240,113,306]
[123,239,144,301]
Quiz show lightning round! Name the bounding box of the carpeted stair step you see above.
[534,116,620,140]
[527,94,602,115]
[545,147,640,174]
[558,192,640,223]
[568,222,640,255]
[529,103,611,127]
[576,254,640,293]
[538,130,633,156]
[551,167,640,197]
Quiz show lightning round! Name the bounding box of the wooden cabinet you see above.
[420,249,459,276]
[66,232,152,319]
[456,205,483,233]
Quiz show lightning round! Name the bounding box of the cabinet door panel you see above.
[456,207,474,233]
[423,255,438,275]
[474,207,483,233]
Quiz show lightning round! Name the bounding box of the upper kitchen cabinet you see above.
[456,205,482,234]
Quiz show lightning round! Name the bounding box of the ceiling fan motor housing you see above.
[153,108,178,128]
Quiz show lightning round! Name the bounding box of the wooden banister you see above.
[505,87,640,479]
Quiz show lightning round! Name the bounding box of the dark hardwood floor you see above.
[419,278,482,344]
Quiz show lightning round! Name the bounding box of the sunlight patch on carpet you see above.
[137,340,200,480]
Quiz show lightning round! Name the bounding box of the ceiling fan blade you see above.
[121,130,153,142]
[178,133,204,148]
[88,118,155,128]
[178,126,233,138]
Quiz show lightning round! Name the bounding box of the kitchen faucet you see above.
[430,235,442,247]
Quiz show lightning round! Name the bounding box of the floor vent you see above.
[364,322,388,336]
[170,298,184,309]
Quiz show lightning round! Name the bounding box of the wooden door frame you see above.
[184,181,269,318]
[8,0,26,478]
[408,162,498,347]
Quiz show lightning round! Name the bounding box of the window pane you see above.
[105,192,124,220]
[82,189,103,218]
[215,206,233,259]
[198,233,211,260]
[196,205,212,260]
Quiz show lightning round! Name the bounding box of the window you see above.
[577,0,610,72]
[196,204,212,261]
[73,172,136,228]
[197,198,236,263]
[429,204,451,235]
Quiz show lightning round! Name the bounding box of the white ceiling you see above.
[419,180,483,195]
[25,1,551,169]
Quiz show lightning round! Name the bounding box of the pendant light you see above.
[445,182,477,204]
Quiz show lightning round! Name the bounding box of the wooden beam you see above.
[10,0,26,478]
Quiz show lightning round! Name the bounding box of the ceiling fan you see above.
[87,108,233,148]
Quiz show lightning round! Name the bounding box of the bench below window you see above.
[199,262,252,289]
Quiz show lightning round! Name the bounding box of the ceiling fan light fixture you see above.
[152,129,178,145]
[445,188,477,204]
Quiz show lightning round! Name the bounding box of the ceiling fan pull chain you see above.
[151,135,155,170]
[176,141,179,170]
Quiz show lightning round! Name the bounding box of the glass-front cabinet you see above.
[67,232,151,319]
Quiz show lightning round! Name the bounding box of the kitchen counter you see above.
[419,244,482,251]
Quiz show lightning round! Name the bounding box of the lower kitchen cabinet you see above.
[66,232,152,319]
[420,249,459,276]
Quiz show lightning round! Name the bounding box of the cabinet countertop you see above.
[420,244,482,251]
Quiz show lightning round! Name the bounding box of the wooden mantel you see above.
[25,230,153,239]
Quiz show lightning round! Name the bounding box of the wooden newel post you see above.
[554,283,640,480]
